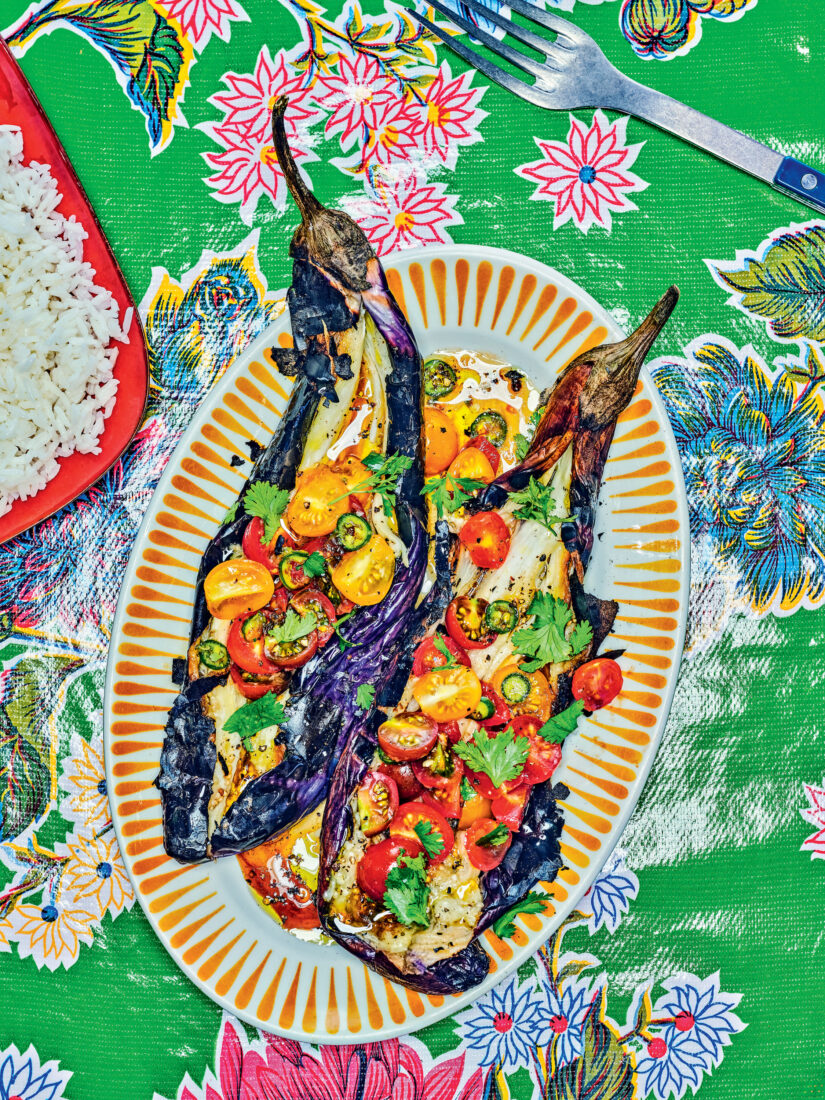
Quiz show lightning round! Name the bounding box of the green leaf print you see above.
[547,989,635,1100]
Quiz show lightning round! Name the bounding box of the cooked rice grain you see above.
[0,125,130,517]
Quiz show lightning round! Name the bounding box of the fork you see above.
[410,0,825,215]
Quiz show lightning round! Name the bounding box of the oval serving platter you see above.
[104,245,688,1042]
[0,39,148,543]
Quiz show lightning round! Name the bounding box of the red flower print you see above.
[341,172,463,256]
[801,782,825,859]
[515,109,648,233]
[160,0,249,51]
[314,53,398,151]
[207,46,322,142]
[410,63,487,168]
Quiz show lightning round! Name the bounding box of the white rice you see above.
[0,125,131,517]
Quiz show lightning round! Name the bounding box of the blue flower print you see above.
[580,849,639,933]
[635,1028,708,1100]
[544,979,594,1068]
[0,1043,70,1100]
[455,974,553,1069]
[654,972,744,1068]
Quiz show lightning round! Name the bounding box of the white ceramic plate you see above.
[104,245,688,1041]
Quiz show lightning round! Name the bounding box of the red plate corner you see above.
[0,38,148,544]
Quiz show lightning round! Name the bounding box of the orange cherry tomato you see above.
[571,658,623,710]
[331,534,395,606]
[463,817,512,871]
[462,436,501,473]
[458,792,492,830]
[390,800,454,864]
[491,664,552,723]
[459,511,511,569]
[286,466,350,537]
[330,452,373,511]
[413,665,482,722]
[447,447,496,485]
[424,406,459,475]
[204,558,275,620]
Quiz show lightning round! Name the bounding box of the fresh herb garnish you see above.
[413,820,445,860]
[433,634,459,669]
[476,823,511,848]
[508,477,567,533]
[222,501,239,525]
[332,609,360,652]
[338,452,412,515]
[422,472,487,519]
[493,892,548,938]
[536,699,585,744]
[453,726,529,788]
[511,592,593,672]
[356,683,375,710]
[302,551,327,578]
[530,406,544,429]
[383,852,430,926]
[513,433,530,462]
[266,609,317,647]
[244,481,291,544]
[460,776,476,802]
[224,693,286,749]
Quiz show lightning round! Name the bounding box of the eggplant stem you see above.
[271,96,323,223]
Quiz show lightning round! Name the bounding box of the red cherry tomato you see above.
[356,836,423,901]
[421,772,462,819]
[462,436,501,473]
[290,588,337,647]
[458,511,511,570]
[269,586,290,614]
[473,685,512,730]
[242,516,279,572]
[491,785,530,830]
[377,763,423,802]
[411,634,471,676]
[511,715,563,785]
[445,597,495,650]
[357,771,399,837]
[265,623,319,669]
[465,767,524,802]
[440,720,462,745]
[227,611,280,676]
[229,664,279,699]
[411,743,462,790]
[390,801,454,864]
[377,713,439,763]
[463,817,512,871]
[571,658,623,710]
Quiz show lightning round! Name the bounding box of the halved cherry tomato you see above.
[265,622,318,669]
[447,447,496,486]
[390,801,454,864]
[491,664,552,723]
[411,740,462,790]
[459,511,511,570]
[463,817,512,871]
[462,436,501,473]
[286,465,350,537]
[331,534,395,606]
[229,664,280,699]
[465,767,524,802]
[412,634,471,676]
[330,453,373,511]
[227,611,280,676]
[377,763,423,802]
[356,836,424,901]
[269,586,290,614]
[445,596,495,650]
[204,559,275,620]
[491,785,530,830]
[571,658,623,710]
[378,713,439,763]
[290,588,337,647]
[511,715,562,785]
[242,516,279,572]
[424,406,459,475]
[440,720,462,745]
[413,665,482,722]
[421,769,463,819]
[459,792,492,830]
[473,686,511,730]
[357,771,399,837]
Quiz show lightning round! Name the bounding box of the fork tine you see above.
[449,0,560,58]
[423,0,546,79]
[503,0,583,40]
[410,11,550,107]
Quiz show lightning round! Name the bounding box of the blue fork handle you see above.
[773,158,825,215]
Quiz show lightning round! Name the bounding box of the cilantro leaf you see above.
[422,473,487,519]
[511,593,591,672]
[244,481,291,544]
[303,551,327,578]
[266,609,317,647]
[513,433,530,462]
[476,822,510,848]
[508,477,567,533]
[413,820,445,860]
[344,452,413,515]
[536,699,585,744]
[383,853,430,926]
[460,776,475,802]
[224,693,286,748]
[222,501,239,525]
[492,892,548,939]
[333,609,361,652]
[529,406,544,429]
[453,726,529,788]
[433,634,459,669]
[356,683,375,711]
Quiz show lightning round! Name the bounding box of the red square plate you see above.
[0,37,148,543]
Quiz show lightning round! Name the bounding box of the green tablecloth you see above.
[1,0,824,1096]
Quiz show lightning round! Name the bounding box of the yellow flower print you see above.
[61,832,134,920]
[58,731,110,833]
[7,900,96,972]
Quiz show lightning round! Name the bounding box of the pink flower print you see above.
[207,46,322,142]
[160,0,249,51]
[411,63,487,168]
[314,53,398,151]
[801,782,825,859]
[341,173,463,256]
[515,110,648,233]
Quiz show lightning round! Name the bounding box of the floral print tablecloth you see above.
[1,1,824,1096]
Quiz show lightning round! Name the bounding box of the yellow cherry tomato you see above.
[458,793,492,830]
[286,465,350,537]
[330,452,373,510]
[331,534,396,606]
[413,665,482,722]
[424,406,459,475]
[447,446,496,485]
[203,558,274,620]
[491,663,552,723]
